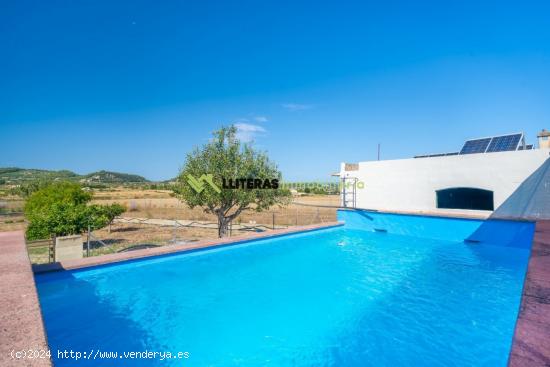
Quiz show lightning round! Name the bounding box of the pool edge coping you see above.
[32,222,344,274]
[0,231,51,367]
[508,220,550,366]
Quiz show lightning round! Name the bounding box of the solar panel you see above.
[485,134,522,153]
[518,144,533,151]
[418,132,528,158]
[414,152,459,159]
[459,138,491,154]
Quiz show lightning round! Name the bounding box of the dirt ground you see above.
[0,213,26,232]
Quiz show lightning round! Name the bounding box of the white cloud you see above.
[254,116,268,123]
[282,103,313,111]
[235,123,266,143]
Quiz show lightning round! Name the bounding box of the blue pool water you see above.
[36,215,533,366]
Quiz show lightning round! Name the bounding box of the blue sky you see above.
[1,0,550,181]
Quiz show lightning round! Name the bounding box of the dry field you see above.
[0,213,26,232]
[0,192,26,232]
[92,189,339,226]
[1,187,340,263]
[90,191,338,258]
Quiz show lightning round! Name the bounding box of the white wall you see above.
[339,149,550,213]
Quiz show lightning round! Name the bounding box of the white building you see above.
[337,131,550,218]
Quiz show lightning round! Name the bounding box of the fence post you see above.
[173,219,177,244]
[51,234,56,263]
[272,212,275,230]
[230,221,233,237]
[87,225,90,257]
[48,238,53,263]
[295,208,298,226]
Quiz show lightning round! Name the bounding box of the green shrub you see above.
[24,182,126,240]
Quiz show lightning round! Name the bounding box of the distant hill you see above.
[0,167,149,184]
[82,170,149,183]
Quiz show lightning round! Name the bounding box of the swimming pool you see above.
[35,211,534,366]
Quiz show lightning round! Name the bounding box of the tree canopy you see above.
[24,182,126,240]
[174,126,291,237]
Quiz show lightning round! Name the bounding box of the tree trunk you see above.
[217,215,230,238]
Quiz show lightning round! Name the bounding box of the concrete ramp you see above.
[491,157,550,220]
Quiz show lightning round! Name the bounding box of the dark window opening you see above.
[436,188,494,211]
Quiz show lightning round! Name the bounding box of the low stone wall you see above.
[54,235,83,262]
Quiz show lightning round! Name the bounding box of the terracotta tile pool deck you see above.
[0,231,50,367]
[508,220,550,366]
[1,220,549,366]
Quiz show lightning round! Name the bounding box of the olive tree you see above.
[174,126,291,237]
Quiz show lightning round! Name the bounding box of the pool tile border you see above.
[0,231,50,367]
[32,222,343,273]
[508,220,550,366]
[337,207,491,220]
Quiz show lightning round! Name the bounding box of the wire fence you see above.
[24,206,337,264]
[26,238,54,264]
